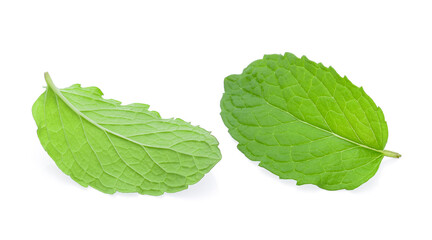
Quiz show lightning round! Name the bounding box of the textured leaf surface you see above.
[220,53,399,190]
[33,73,221,195]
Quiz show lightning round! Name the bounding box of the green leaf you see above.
[33,73,221,195]
[220,53,400,190]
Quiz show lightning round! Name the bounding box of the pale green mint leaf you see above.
[220,53,400,190]
[33,73,221,195]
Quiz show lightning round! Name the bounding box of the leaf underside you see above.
[33,74,221,195]
[221,53,390,190]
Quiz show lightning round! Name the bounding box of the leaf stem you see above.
[382,150,401,158]
[44,72,57,91]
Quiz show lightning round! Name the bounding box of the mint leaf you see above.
[220,53,400,190]
[33,73,221,195]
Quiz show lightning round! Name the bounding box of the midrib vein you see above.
[44,73,216,160]
[237,85,388,156]
[44,73,151,148]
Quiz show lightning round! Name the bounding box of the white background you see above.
[1,0,431,239]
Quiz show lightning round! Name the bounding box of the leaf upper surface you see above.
[33,73,221,195]
[220,53,397,190]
